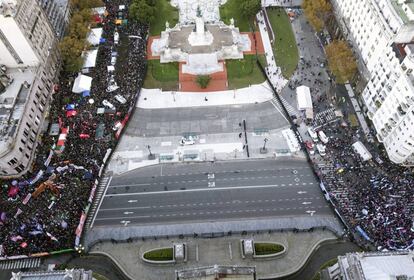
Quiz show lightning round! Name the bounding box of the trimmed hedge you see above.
[254,243,284,255]
[143,248,174,261]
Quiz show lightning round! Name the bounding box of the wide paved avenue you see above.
[93,159,332,227]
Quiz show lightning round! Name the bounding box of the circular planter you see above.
[142,247,175,264]
[253,242,287,259]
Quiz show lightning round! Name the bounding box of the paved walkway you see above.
[344,84,373,141]
[179,61,228,92]
[107,127,297,175]
[89,229,338,280]
[137,83,274,109]
[257,10,289,93]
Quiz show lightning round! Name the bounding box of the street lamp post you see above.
[147,145,155,160]
[260,138,269,154]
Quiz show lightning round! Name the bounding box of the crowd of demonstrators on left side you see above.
[0,0,149,257]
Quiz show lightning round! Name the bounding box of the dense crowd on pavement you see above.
[314,124,414,250]
[0,0,148,256]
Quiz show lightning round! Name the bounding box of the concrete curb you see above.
[89,251,136,280]
[253,241,287,260]
[141,247,176,265]
[259,237,338,279]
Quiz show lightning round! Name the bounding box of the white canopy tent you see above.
[72,74,92,93]
[296,85,312,110]
[87,28,103,46]
[82,49,98,69]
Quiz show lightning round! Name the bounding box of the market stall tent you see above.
[72,75,92,93]
[82,49,98,69]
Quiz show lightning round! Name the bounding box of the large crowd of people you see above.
[315,125,414,250]
[0,0,148,256]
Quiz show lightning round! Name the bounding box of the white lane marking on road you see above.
[109,183,150,188]
[95,215,151,221]
[105,184,301,197]
[100,206,151,211]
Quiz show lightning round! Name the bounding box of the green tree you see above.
[240,0,261,18]
[196,75,211,89]
[302,0,332,32]
[71,0,104,10]
[59,36,86,72]
[325,40,357,84]
[129,0,155,23]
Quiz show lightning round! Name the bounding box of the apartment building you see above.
[39,0,71,39]
[332,0,414,165]
[0,0,61,177]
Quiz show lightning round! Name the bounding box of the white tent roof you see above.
[296,85,312,110]
[87,28,103,46]
[72,74,92,93]
[360,254,414,279]
[92,7,106,15]
[82,49,98,69]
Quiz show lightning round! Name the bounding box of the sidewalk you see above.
[107,127,301,175]
[257,10,289,92]
[344,84,373,141]
[88,229,338,280]
[138,82,274,109]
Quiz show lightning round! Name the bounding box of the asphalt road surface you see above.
[125,101,289,137]
[93,159,331,227]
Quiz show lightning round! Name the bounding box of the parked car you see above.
[102,99,115,110]
[114,94,126,104]
[180,136,195,146]
[307,127,318,142]
[305,140,315,155]
[316,144,326,156]
[318,130,329,144]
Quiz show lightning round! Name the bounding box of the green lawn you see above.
[143,248,174,261]
[143,60,179,90]
[226,55,266,89]
[219,0,252,32]
[149,0,179,36]
[254,243,285,255]
[266,8,299,78]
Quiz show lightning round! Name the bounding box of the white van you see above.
[318,130,329,144]
[316,144,326,156]
[308,128,318,142]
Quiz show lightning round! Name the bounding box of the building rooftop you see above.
[391,0,414,23]
[0,66,35,154]
[338,251,414,280]
[176,265,256,280]
[11,269,93,280]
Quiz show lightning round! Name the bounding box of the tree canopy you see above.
[240,0,261,18]
[129,0,156,23]
[60,0,99,72]
[302,0,332,32]
[325,40,357,84]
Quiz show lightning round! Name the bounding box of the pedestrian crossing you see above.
[85,175,112,229]
[313,108,337,127]
[270,96,300,118]
[0,257,41,270]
